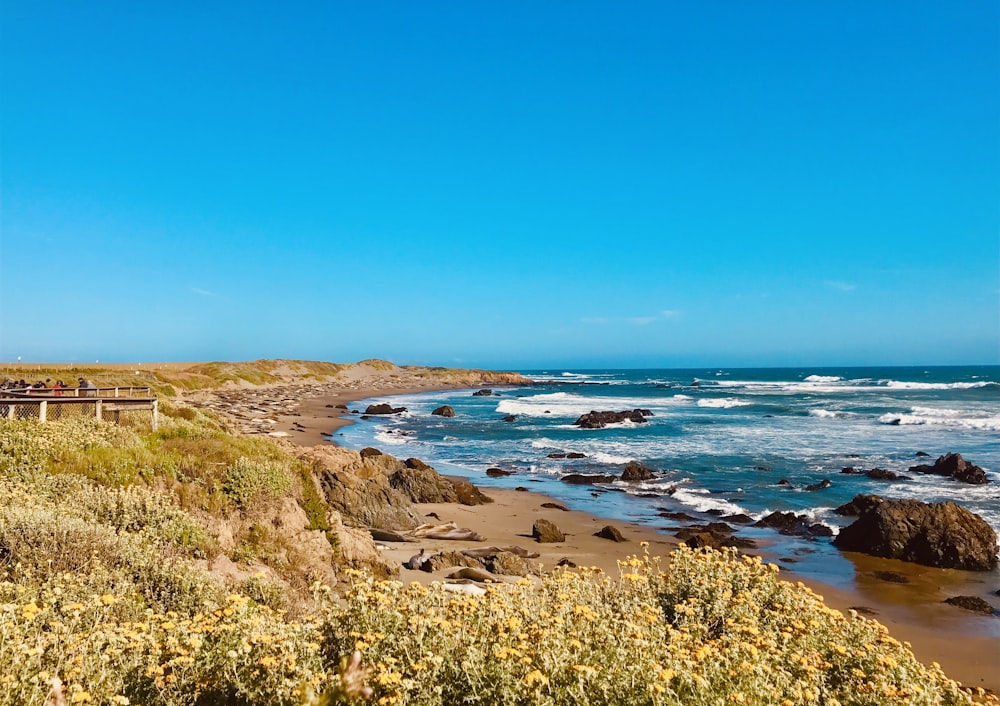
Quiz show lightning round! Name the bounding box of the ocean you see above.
[334,366,1000,594]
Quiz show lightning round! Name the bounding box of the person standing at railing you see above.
[77,378,97,397]
[53,380,65,396]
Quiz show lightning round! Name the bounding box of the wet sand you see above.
[263,382,1000,694]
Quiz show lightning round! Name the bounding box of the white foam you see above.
[697,398,751,409]
[878,410,1000,432]
[883,380,996,390]
[804,375,843,383]
[590,451,636,465]
[670,487,747,516]
[374,430,410,446]
[808,409,854,419]
[495,391,684,418]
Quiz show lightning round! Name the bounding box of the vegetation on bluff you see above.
[0,409,991,705]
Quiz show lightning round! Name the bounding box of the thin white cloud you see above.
[582,311,682,326]
[825,280,857,292]
[191,287,216,297]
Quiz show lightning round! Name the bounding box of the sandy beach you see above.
[204,378,999,695]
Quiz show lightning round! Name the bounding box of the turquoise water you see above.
[334,366,1000,592]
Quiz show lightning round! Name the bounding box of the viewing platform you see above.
[0,387,159,430]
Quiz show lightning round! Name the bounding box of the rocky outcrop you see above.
[389,462,459,504]
[432,405,456,417]
[449,477,494,505]
[532,519,566,543]
[805,479,832,491]
[909,453,989,485]
[486,468,514,477]
[365,403,407,415]
[594,525,627,542]
[754,512,831,538]
[502,415,517,422]
[473,389,493,396]
[834,494,883,516]
[574,409,653,429]
[310,449,422,531]
[943,596,997,616]
[621,462,655,482]
[833,496,998,570]
[560,473,617,485]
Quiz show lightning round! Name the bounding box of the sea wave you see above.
[697,398,751,409]
[804,375,843,383]
[883,380,997,390]
[878,408,1000,431]
[808,409,854,419]
[496,391,686,418]
[669,487,747,516]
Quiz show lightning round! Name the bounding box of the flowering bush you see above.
[320,548,979,706]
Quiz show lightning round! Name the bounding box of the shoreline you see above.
[262,381,1000,693]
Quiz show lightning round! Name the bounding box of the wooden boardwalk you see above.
[0,387,159,430]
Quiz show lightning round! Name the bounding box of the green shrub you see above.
[223,457,290,508]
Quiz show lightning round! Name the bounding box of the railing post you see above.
[152,399,159,432]
[96,399,103,421]
[6,404,14,419]
[39,400,47,423]
[115,388,120,398]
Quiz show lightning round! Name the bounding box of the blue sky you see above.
[2,2,997,368]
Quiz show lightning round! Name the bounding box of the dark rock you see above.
[547,453,567,459]
[566,452,587,459]
[502,415,517,422]
[805,479,832,491]
[777,479,792,486]
[915,451,931,457]
[809,523,834,537]
[541,502,568,511]
[431,405,456,417]
[486,467,514,477]
[909,453,989,485]
[658,511,696,522]
[360,447,383,458]
[755,466,772,472]
[620,462,656,482]
[755,511,813,537]
[833,497,998,570]
[473,389,493,396]
[560,473,617,485]
[389,464,458,504]
[834,494,884,517]
[943,596,997,616]
[723,513,755,524]
[841,467,861,475]
[779,557,799,564]
[515,487,528,492]
[335,404,348,410]
[874,571,909,584]
[867,468,911,481]
[574,409,653,429]
[706,509,726,517]
[886,418,901,426]
[448,478,494,506]
[532,519,566,543]
[556,558,577,568]
[594,525,627,542]
[365,403,407,415]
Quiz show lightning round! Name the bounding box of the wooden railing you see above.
[0,389,158,430]
[2,386,152,398]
